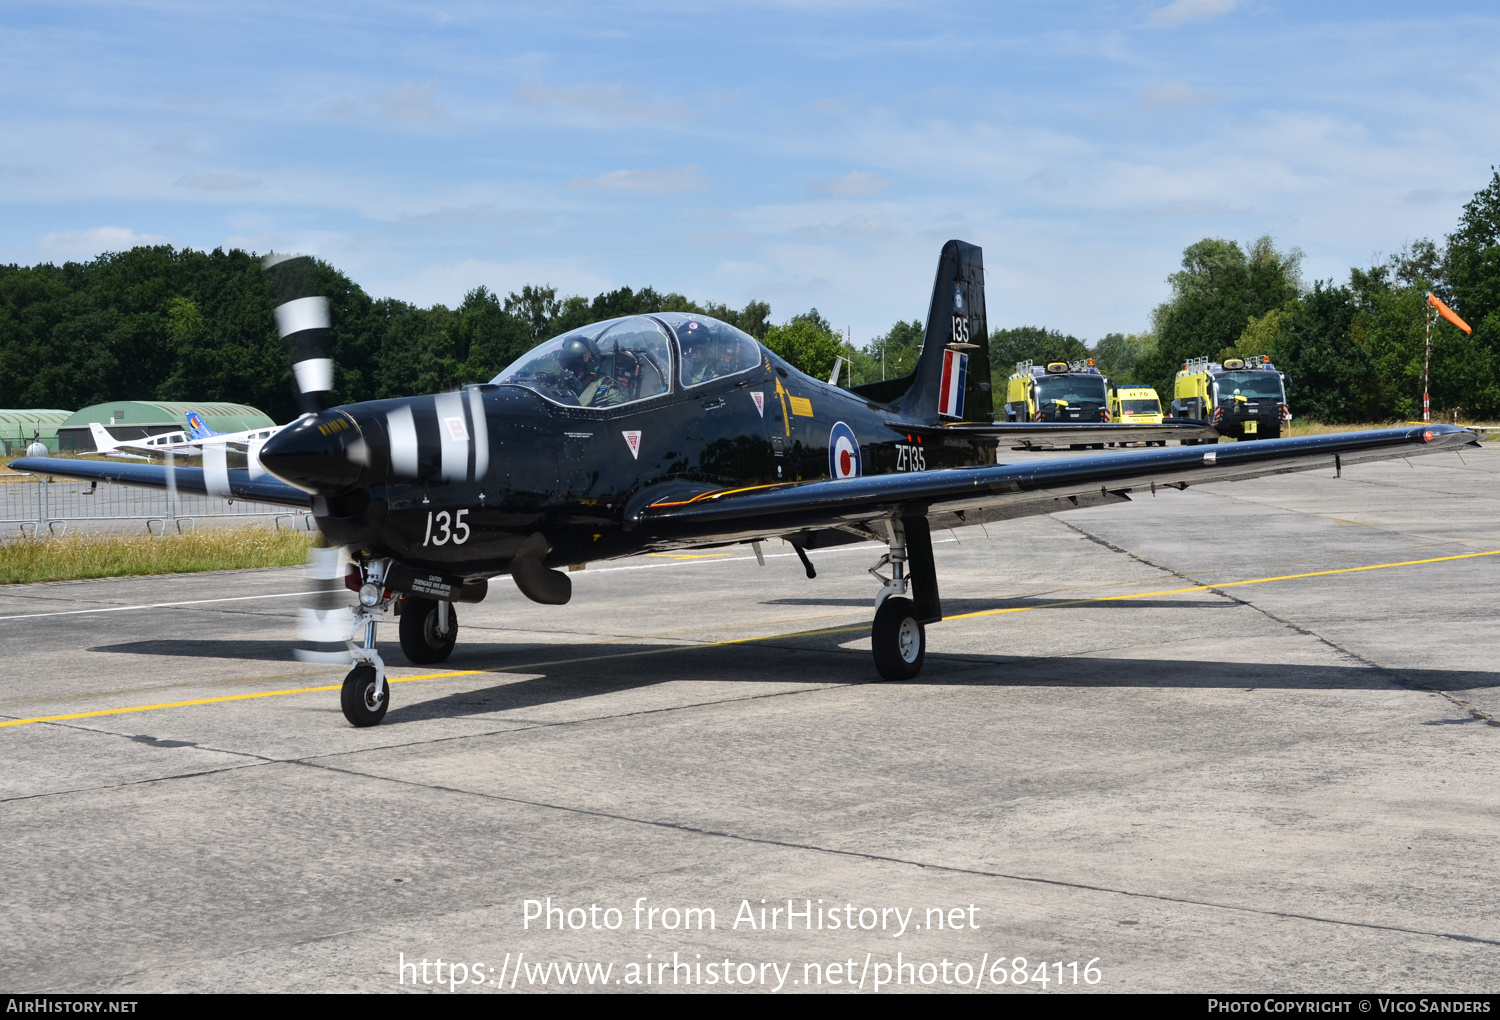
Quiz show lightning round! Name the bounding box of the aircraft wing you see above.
[9,457,312,509]
[633,425,1478,544]
[886,419,1219,448]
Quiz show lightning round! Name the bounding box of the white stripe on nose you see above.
[387,405,419,477]
[436,391,469,481]
[467,386,489,481]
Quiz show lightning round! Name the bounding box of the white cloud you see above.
[373,81,442,122]
[1149,0,1244,27]
[396,205,545,228]
[567,165,710,194]
[688,229,753,245]
[1137,81,1215,107]
[220,233,278,253]
[1028,168,1070,192]
[38,226,170,257]
[176,172,262,191]
[511,80,689,126]
[807,171,891,197]
[791,214,893,239]
[382,258,614,309]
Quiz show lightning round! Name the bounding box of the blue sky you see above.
[2,1,1497,345]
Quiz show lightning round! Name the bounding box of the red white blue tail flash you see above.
[938,349,968,419]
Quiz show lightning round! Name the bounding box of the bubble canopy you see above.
[491,313,762,407]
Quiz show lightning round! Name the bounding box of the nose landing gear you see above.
[867,516,941,681]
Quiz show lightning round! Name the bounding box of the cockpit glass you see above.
[1034,375,1107,404]
[1216,372,1284,402]
[491,315,673,408]
[656,313,763,387]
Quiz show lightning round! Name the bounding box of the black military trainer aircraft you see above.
[15,241,1478,727]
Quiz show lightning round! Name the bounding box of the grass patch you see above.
[0,525,315,585]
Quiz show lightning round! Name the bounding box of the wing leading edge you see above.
[9,457,312,509]
[632,425,1478,543]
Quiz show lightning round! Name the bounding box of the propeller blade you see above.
[296,544,354,664]
[264,254,334,415]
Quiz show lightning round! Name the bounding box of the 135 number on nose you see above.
[423,508,470,546]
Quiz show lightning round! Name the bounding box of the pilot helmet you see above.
[558,336,599,376]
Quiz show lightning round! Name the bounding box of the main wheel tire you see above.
[872,596,926,681]
[341,663,388,727]
[399,598,457,664]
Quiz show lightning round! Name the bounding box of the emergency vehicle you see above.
[1005,360,1111,423]
[1106,385,1166,447]
[1109,386,1164,425]
[1172,355,1292,440]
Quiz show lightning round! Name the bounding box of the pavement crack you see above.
[293,758,1500,950]
[298,682,849,765]
[0,759,265,805]
[1058,519,1500,727]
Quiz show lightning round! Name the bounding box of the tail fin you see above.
[851,240,992,422]
[184,411,218,439]
[89,422,119,453]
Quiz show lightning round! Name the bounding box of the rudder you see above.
[851,240,992,422]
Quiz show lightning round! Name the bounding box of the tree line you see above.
[1076,169,1500,422]
[2,168,1497,423]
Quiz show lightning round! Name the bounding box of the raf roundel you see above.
[828,421,861,479]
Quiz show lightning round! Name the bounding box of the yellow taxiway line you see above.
[1,548,1496,730]
[0,670,487,729]
[946,548,1500,622]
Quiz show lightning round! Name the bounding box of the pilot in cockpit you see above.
[680,321,730,385]
[558,336,624,407]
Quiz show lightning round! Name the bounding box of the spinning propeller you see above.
[257,255,371,496]
[261,255,361,664]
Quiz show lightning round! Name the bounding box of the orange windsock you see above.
[1428,292,1472,335]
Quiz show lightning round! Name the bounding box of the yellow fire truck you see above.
[1004,360,1110,423]
[1172,355,1291,441]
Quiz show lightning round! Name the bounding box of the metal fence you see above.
[0,474,313,537]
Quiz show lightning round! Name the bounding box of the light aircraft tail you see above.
[850,240,993,424]
[89,422,120,454]
[184,412,219,440]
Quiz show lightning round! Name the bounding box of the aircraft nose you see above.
[259,410,367,494]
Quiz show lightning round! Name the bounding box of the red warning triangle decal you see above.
[750,391,765,417]
[622,430,642,459]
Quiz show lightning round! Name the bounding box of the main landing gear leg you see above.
[342,558,392,727]
[868,517,942,681]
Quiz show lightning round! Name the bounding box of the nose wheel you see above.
[341,663,388,727]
